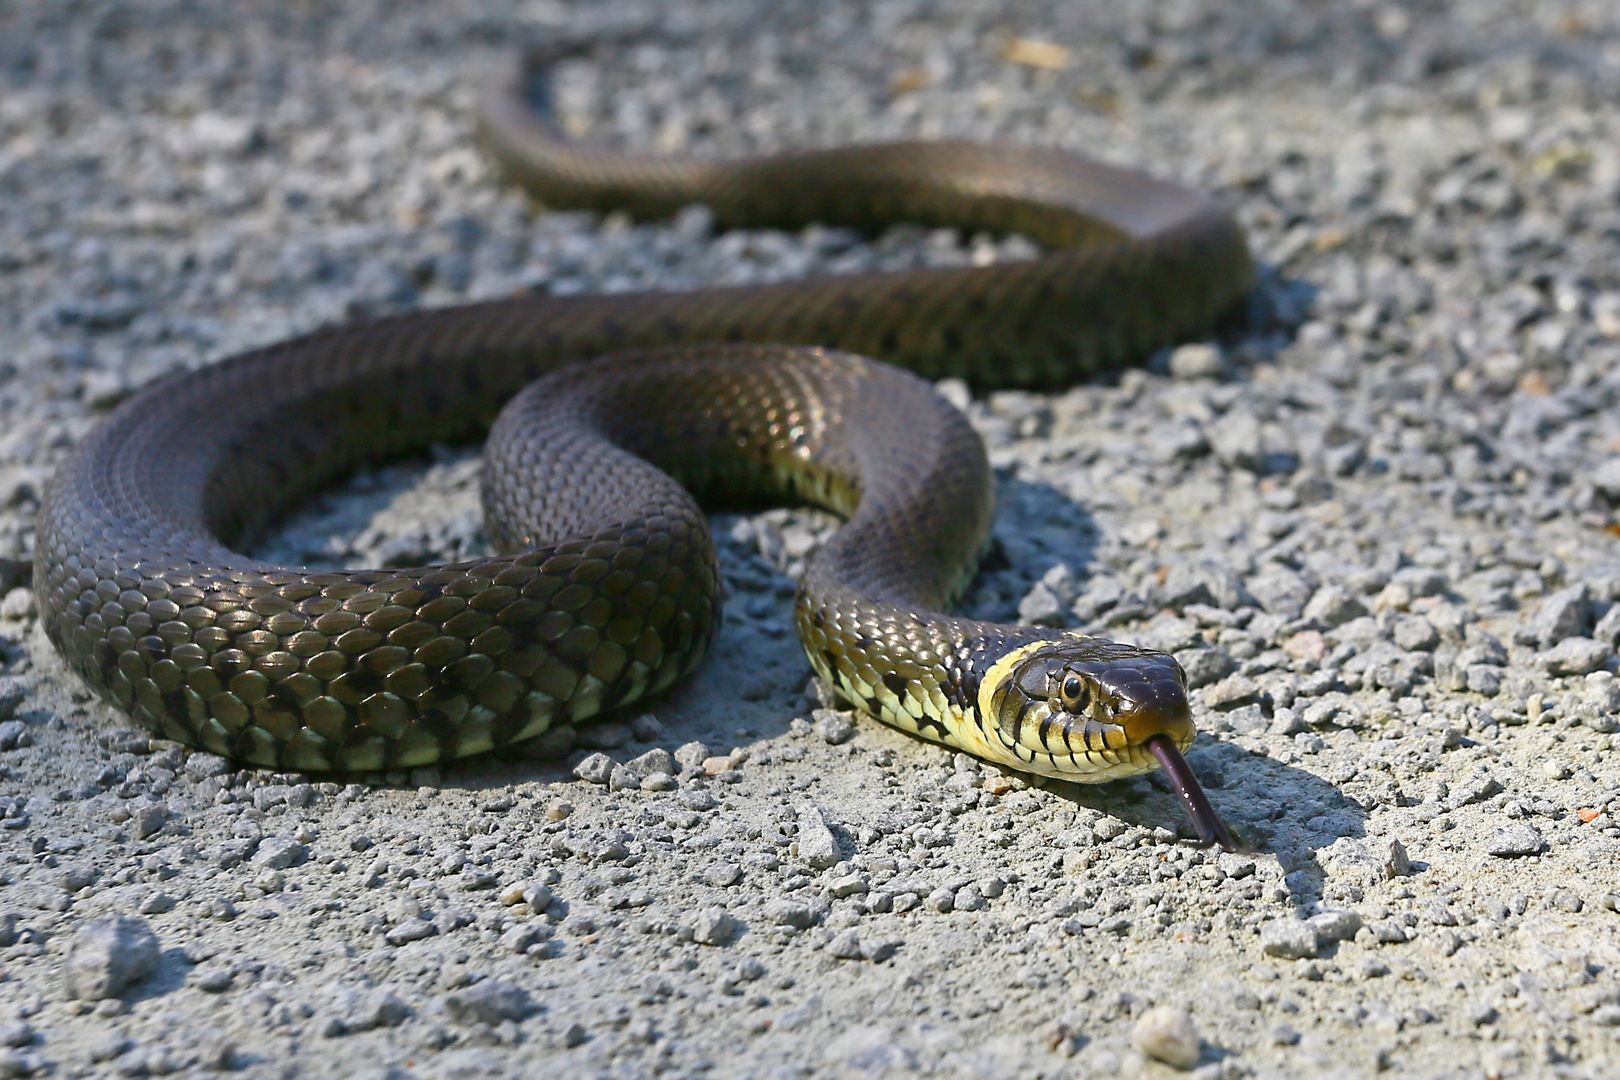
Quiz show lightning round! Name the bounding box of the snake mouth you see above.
[992,695,1194,772]
[987,713,1247,853]
[1118,692,1250,852]
[1120,694,1195,750]
[985,714,1248,852]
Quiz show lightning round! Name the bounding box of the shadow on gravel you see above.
[1047,737,1366,881]
[125,947,195,1006]
[960,475,1103,625]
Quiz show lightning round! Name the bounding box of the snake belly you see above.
[33,49,1254,779]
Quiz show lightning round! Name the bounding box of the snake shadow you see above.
[1046,741,1366,884]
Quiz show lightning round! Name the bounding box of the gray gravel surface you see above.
[3,1,1620,1077]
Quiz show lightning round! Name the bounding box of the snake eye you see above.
[1059,673,1089,711]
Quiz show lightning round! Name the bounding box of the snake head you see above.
[982,636,1192,782]
[979,633,1249,851]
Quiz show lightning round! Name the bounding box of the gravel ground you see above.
[2,1,1620,1077]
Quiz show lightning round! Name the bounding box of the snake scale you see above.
[36,47,1255,848]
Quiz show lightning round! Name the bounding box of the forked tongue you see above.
[1146,735,1253,854]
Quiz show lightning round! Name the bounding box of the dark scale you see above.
[941,627,1046,721]
[912,709,951,741]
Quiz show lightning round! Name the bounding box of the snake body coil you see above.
[36,50,1254,846]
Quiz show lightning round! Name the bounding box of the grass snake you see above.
[36,47,1255,848]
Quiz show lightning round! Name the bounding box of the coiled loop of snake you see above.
[35,46,1253,847]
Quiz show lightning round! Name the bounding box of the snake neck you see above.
[793,588,1016,756]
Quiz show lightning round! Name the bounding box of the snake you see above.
[34,46,1255,849]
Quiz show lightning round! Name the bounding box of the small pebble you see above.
[678,788,719,812]
[62,917,161,1000]
[572,753,615,785]
[1384,839,1414,878]
[764,900,815,929]
[137,893,175,915]
[384,918,438,946]
[0,679,24,724]
[1167,342,1225,380]
[828,873,868,898]
[0,721,28,752]
[703,862,743,888]
[641,771,677,791]
[1373,921,1409,945]
[190,967,234,993]
[252,836,307,869]
[1308,910,1363,945]
[184,753,231,779]
[627,748,675,776]
[690,907,737,946]
[1538,637,1613,676]
[130,803,167,840]
[794,804,840,869]
[860,937,897,962]
[1487,824,1544,857]
[0,589,33,620]
[444,980,535,1026]
[1132,1005,1201,1070]
[674,741,713,771]
[827,929,863,960]
[953,885,986,912]
[812,709,855,744]
[500,922,554,955]
[1259,919,1319,960]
